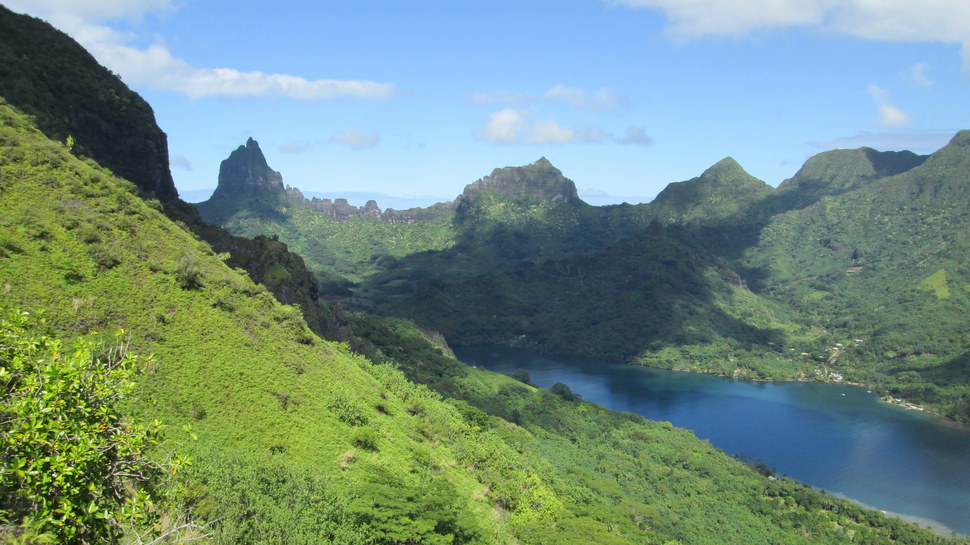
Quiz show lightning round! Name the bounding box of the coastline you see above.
[645,362,966,426]
[824,490,965,538]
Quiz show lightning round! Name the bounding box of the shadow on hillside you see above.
[359,212,788,363]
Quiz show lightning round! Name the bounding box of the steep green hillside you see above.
[0,99,517,543]
[743,132,970,420]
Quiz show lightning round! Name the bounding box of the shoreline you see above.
[649,363,966,426]
[823,490,965,538]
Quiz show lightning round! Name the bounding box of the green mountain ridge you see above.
[199,127,970,421]
[769,147,927,213]
[743,130,970,417]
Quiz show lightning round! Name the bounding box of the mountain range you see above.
[199,123,970,422]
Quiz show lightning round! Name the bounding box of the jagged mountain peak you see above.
[207,137,284,200]
[531,156,554,168]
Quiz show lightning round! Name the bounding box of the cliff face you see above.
[0,5,178,202]
[209,137,285,201]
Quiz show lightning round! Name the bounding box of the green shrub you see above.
[0,309,169,544]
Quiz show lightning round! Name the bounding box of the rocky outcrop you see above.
[209,138,285,200]
[455,157,583,211]
[287,187,456,223]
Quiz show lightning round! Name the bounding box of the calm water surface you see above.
[455,346,970,536]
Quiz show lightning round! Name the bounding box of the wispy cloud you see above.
[477,109,652,146]
[811,130,954,153]
[866,84,909,127]
[472,84,630,110]
[609,0,970,71]
[280,141,313,154]
[6,0,395,100]
[617,126,654,145]
[908,62,933,86]
[334,129,380,150]
[169,154,191,170]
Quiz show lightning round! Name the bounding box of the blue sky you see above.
[8,0,970,206]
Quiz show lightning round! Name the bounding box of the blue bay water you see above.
[455,346,970,536]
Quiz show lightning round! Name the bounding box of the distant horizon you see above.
[179,128,962,209]
[178,186,660,209]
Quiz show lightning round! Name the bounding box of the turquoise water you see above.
[455,346,970,536]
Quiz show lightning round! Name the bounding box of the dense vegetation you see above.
[0,310,171,544]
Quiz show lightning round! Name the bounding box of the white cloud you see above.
[478,110,652,146]
[92,42,395,100]
[480,109,529,143]
[866,84,910,127]
[334,130,380,150]
[608,0,970,70]
[472,85,630,110]
[6,0,395,100]
[530,121,584,144]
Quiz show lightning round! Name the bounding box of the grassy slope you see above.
[1,101,957,544]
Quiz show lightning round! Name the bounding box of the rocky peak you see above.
[208,138,284,201]
[455,157,582,211]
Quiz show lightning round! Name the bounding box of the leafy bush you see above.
[0,309,167,544]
